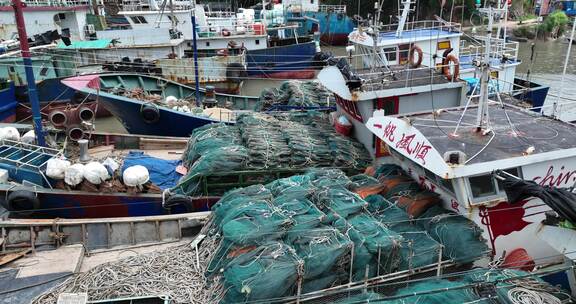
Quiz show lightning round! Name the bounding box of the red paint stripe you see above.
[250,70,316,79]
[0,5,89,11]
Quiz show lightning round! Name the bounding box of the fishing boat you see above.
[339,4,576,285]
[117,1,322,79]
[64,73,256,137]
[346,0,549,106]
[283,1,355,46]
[66,73,336,137]
[0,128,219,219]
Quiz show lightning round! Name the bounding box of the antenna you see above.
[395,0,413,38]
[473,4,506,132]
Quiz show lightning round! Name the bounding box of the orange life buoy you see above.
[442,54,460,81]
[408,45,423,68]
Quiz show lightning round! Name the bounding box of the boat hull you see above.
[512,77,550,112]
[246,41,317,79]
[0,186,218,218]
[0,82,16,123]
[98,93,224,137]
[293,11,355,46]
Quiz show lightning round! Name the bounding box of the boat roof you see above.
[318,65,464,101]
[349,22,462,47]
[366,103,576,178]
[378,28,462,45]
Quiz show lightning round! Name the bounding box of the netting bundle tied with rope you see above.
[173,112,371,196]
[256,80,336,111]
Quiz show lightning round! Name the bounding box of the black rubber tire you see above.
[141,103,160,124]
[165,194,194,213]
[7,190,40,216]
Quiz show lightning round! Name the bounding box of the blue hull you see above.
[98,93,225,137]
[14,77,76,103]
[0,82,16,123]
[512,77,550,112]
[0,186,217,218]
[246,41,317,79]
[290,11,355,45]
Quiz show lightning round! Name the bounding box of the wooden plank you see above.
[0,248,31,266]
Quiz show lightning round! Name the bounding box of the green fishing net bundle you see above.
[221,241,302,303]
[205,169,492,303]
[414,205,490,264]
[256,80,335,111]
[173,113,370,196]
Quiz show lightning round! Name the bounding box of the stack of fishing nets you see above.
[331,268,572,303]
[173,112,371,196]
[201,168,490,303]
[256,80,336,111]
[361,164,491,265]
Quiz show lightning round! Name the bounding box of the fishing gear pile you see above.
[173,112,371,196]
[256,80,336,111]
[201,167,490,303]
[34,168,570,304]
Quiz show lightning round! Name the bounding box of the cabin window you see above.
[437,40,451,50]
[383,47,397,62]
[469,174,497,198]
[256,39,260,45]
[130,16,148,24]
[398,44,410,65]
[206,42,210,47]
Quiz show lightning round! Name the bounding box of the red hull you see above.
[250,69,316,80]
[321,33,349,46]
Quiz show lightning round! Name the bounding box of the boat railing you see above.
[377,20,462,34]
[319,4,347,14]
[195,20,266,38]
[353,64,460,92]
[459,36,519,64]
[0,0,90,6]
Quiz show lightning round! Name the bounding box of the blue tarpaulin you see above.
[122,151,182,189]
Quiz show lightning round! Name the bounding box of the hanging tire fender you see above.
[163,194,195,213]
[140,103,160,124]
[6,190,40,215]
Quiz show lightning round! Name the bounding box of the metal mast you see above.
[12,0,45,146]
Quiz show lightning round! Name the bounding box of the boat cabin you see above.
[366,103,576,267]
[317,64,467,158]
[348,17,521,94]
[0,0,93,41]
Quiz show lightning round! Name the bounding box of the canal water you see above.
[95,40,575,133]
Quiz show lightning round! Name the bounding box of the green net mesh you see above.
[255,80,335,111]
[204,169,492,303]
[414,205,490,264]
[221,241,302,303]
[172,113,370,196]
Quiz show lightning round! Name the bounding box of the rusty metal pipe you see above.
[66,125,85,141]
[48,110,68,128]
[78,106,95,122]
